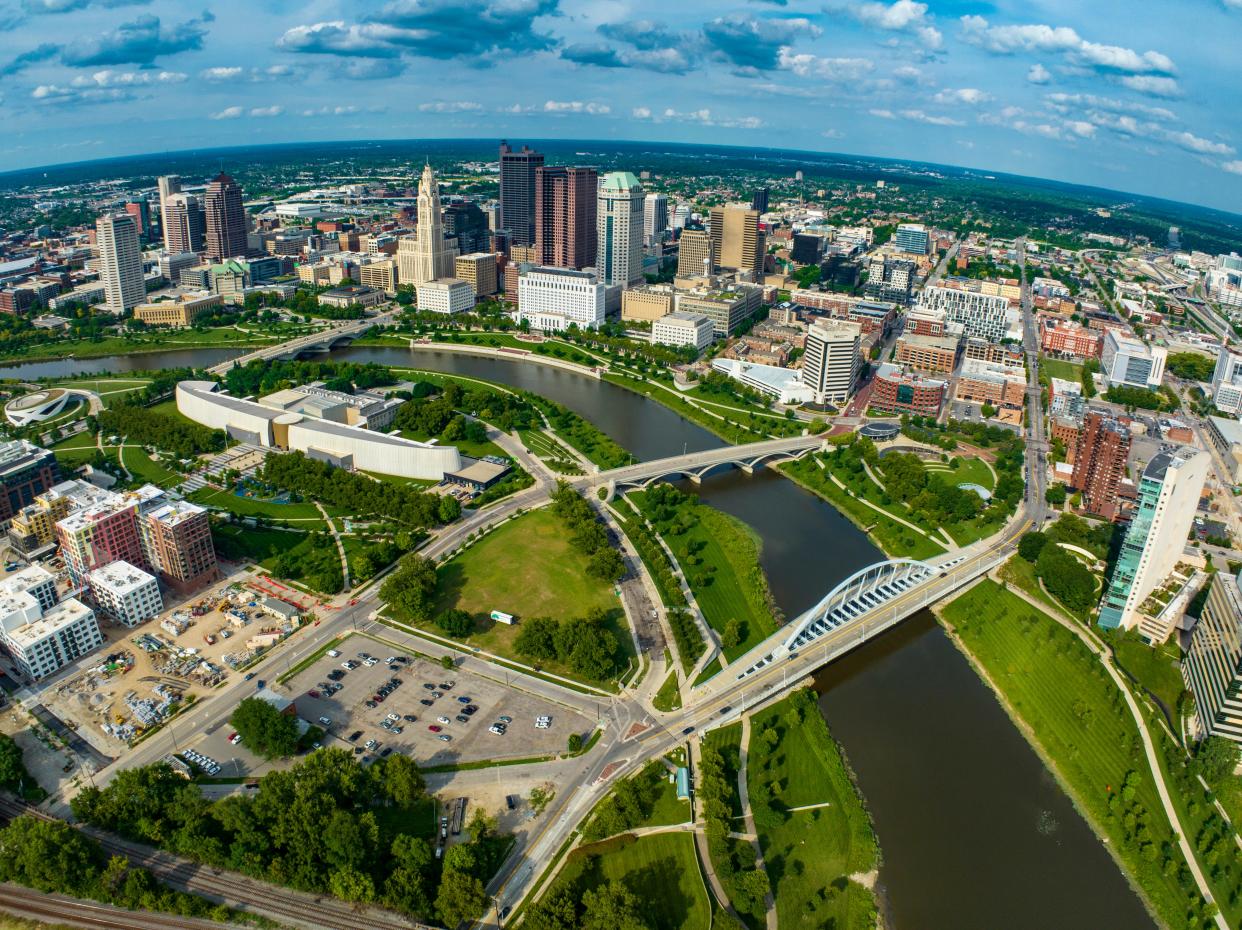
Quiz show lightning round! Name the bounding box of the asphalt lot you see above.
[188,636,593,775]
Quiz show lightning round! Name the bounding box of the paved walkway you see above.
[689,737,736,918]
[989,571,1229,930]
[826,472,949,548]
[315,502,350,592]
[737,716,778,930]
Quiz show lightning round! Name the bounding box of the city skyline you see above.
[0,1,1238,211]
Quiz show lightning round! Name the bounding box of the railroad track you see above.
[0,882,230,930]
[0,797,423,930]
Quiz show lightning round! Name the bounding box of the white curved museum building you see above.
[4,389,74,426]
[176,380,462,480]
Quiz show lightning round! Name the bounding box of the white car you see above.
[317,716,331,727]
[535,715,552,729]
[489,725,505,735]
[437,716,451,725]
[387,712,400,721]
[326,649,341,658]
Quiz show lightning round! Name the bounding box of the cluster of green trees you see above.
[1166,352,1215,382]
[0,816,243,924]
[395,378,541,435]
[221,359,394,398]
[667,608,706,671]
[876,452,985,524]
[526,878,652,930]
[896,418,1025,516]
[260,451,459,527]
[1018,531,1099,612]
[96,407,225,458]
[246,287,366,320]
[556,321,699,367]
[529,396,631,469]
[1043,512,1115,559]
[70,750,505,924]
[351,534,419,583]
[582,768,669,842]
[0,732,43,801]
[550,482,627,583]
[1104,384,1174,411]
[229,697,301,759]
[379,553,439,625]
[392,391,488,445]
[513,607,622,681]
[698,742,770,924]
[271,531,344,594]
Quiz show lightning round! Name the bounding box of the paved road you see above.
[581,434,824,489]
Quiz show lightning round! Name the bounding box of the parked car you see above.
[348,730,363,743]
[437,716,450,725]
[428,725,442,732]
[403,714,417,722]
[455,715,469,724]
[420,699,434,707]
[317,716,332,727]
[228,732,242,745]
[437,734,452,742]
[456,696,471,704]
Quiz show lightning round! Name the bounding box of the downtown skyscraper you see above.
[407,163,456,285]
[203,172,247,260]
[96,213,144,315]
[534,165,597,270]
[597,171,644,287]
[499,141,543,247]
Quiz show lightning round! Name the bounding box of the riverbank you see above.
[937,580,1225,930]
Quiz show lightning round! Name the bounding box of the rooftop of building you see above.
[876,362,945,386]
[659,311,711,325]
[0,564,55,597]
[898,333,960,351]
[6,596,93,648]
[89,560,156,595]
[321,284,377,297]
[0,438,53,473]
[146,499,207,527]
[600,171,642,192]
[1209,414,1242,448]
[422,277,470,289]
[711,357,804,390]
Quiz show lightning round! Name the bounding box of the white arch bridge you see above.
[716,549,1008,689]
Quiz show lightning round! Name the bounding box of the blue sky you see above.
[1,0,1240,212]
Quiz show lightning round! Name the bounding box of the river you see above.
[13,343,1156,930]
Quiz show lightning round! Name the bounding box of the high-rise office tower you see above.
[801,320,861,405]
[672,203,690,230]
[125,200,151,241]
[751,187,769,213]
[676,229,715,278]
[443,200,491,255]
[410,163,456,285]
[1098,450,1209,631]
[1070,413,1131,522]
[96,213,144,315]
[203,172,247,260]
[498,141,543,247]
[157,175,180,252]
[534,166,597,270]
[894,223,930,255]
[597,171,645,287]
[644,193,668,245]
[710,204,764,279]
[1184,569,1242,745]
[162,193,205,255]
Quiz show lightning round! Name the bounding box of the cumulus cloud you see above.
[847,0,942,49]
[632,106,762,129]
[29,68,185,105]
[60,11,213,67]
[959,15,1176,78]
[600,19,682,51]
[777,49,874,81]
[23,0,149,12]
[933,87,990,105]
[1027,63,1051,84]
[870,107,961,125]
[302,105,361,116]
[1045,93,1176,122]
[702,14,818,71]
[418,100,482,112]
[632,106,652,119]
[278,0,557,67]
[199,64,295,83]
[210,105,243,120]
[1223,160,1242,174]
[1117,75,1181,97]
[561,42,690,73]
[249,105,282,117]
[544,100,610,114]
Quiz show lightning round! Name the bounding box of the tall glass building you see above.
[1184,570,1242,745]
[1097,450,1208,633]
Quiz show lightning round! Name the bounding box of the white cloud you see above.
[302,105,360,117]
[199,65,296,83]
[849,0,942,49]
[1027,63,1051,84]
[869,108,896,119]
[777,48,874,80]
[933,87,990,105]
[1117,75,1182,97]
[543,100,610,114]
[1223,160,1242,175]
[249,105,282,118]
[418,101,482,113]
[960,15,1176,77]
[1045,93,1176,122]
[821,128,844,139]
[210,106,243,120]
[655,107,763,129]
[75,69,186,88]
[893,64,921,79]
[898,108,964,126]
[200,66,242,81]
[632,106,652,119]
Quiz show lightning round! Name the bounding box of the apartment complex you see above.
[1184,570,1242,744]
[894,334,958,373]
[144,500,218,593]
[0,440,60,524]
[88,561,163,627]
[918,286,1011,342]
[1070,413,1132,521]
[1098,450,1209,631]
[1041,318,1102,359]
[96,213,145,315]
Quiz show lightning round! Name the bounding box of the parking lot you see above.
[188,633,592,776]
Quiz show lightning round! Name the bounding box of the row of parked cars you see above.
[181,748,222,775]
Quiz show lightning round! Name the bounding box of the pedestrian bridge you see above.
[591,434,825,498]
[206,315,389,375]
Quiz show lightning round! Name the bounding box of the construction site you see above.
[41,570,309,757]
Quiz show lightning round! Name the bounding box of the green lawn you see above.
[430,507,635,687]
[998,554,1095,625]
[50,431,100,467]
[1110,633,1186,716]
[941,580,1218,930]
[120,445,181,488]
[747,691,878,930]
[0,326,272,365]
[188,486,327,526]
[653,670,683,712]
[603,371,778,445]
[210,524,311,566]
[1041,357,1085,382]
[518,429,584,474]
[778,458,947,561]
[631,491,779,662]
[545,832,710,930]
[394,426,503,461]
[925,455,996,491]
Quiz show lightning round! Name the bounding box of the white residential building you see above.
[96,213,144,315]
[1101,329,1167,390]
[0,565,58,613]
[517,266,607,331]
[416,278,475,315]
[1212,346,1242,415]
[801,319,861,405]
[652,311,713,351]
[0,569,101,681]
[643,192,668,245]
[88,560,163,628]
[918,286,1011,342]
[597,172,644,286]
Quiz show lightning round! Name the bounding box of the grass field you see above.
[1110,634,1185,716]
[998,554,1094,624]
[430,508,635,686]
[518,429,583,474]
[941,580,1215,930]
[653,670,683,712]
[211,524,310,566]
[1041,357,1085,382]
[188,486,328,526]
[778,458,947,561]
[50,432,99,467]
[394,426,503,461]
[747,691,878,930]
[924,455,996,491]
[631,491,779,662]
[120,445,181,488]
[546,832,710,930]
[704,722,744,819]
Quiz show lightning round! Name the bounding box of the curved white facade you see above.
[176,381,461,480]
[5,389,73,426]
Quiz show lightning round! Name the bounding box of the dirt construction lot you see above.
[188,632,592,778]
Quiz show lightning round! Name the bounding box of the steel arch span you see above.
[782,558,939,651]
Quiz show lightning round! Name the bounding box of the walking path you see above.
[826,472,950,549]
[689,737,737,920]
[989,570,1229,930]
[315,502,350,592]
[737,716,778,930]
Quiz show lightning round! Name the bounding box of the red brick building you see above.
[870,364,945,416]
[1041,318,1102,359]
[1070,413,1131,521]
